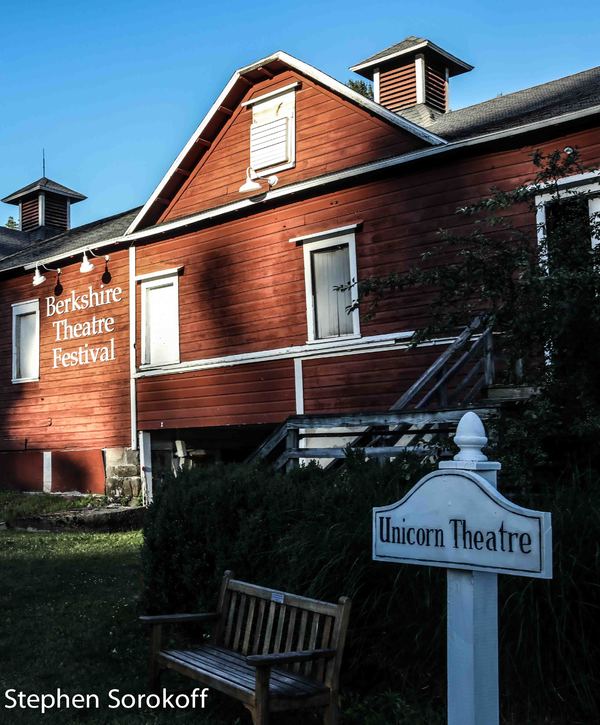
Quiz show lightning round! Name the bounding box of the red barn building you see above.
[1,37,599,495]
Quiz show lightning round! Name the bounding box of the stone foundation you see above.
[104,447,142,502]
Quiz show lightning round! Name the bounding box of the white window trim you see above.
[535,178,600,255]
[135,266,184,282]
[12,299,40,383]
[241,82,301,108]
[373,67,380,103]
[140,272,180,368]
[248,88,296,176]
[302,232,360,343]
[289,223,361,245]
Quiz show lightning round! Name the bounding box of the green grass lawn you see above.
[0,530,250,724]
[0,528,446,724]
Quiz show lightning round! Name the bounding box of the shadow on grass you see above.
[0,531,246,724]
[0,530,445,725]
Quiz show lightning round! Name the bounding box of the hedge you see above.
[141,457,600,722]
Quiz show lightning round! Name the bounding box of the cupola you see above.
[350,36,473,125]
[1,177,86,241]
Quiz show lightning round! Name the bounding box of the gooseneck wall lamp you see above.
[32,263,61,288]
[80,249,110,276]
[239,167,279,194]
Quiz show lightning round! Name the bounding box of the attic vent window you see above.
[244,84,297,175]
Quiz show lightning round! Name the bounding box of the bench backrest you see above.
[212,571,351,690]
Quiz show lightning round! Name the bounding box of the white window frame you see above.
[244,85,297,176]
[535,175,600,261]
[140,272,180,368]
[12,299,40,383]
[301,231,360,343]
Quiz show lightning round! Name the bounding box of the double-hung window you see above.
[243,83,297,175]
[12,299,40,383]
[536,174,600,265]
[298,229,360,342]
[140,271,180,367]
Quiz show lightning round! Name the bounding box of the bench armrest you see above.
[139,612,219,625]
[246,648,337,668]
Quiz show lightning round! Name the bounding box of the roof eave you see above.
[350,40,473,79]
[125,50,446,236]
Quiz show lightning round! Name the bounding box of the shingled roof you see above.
[0,227,29,257]
[350,36,473,78]
[418,65,600,140]
[0,207,140,273]
[1,177,87,205]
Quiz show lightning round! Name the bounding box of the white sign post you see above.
[372,411,552,725]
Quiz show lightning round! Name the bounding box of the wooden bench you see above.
[140,570,351,724]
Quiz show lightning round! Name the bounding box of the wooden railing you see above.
[247,319,496,470]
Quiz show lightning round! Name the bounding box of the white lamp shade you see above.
[239,167,262,194]
[80,253,94,273]
[32,267,46,286]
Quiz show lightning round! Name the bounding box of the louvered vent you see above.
[250,117,290,171]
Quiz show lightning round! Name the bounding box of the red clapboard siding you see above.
[159,69,425,223]
[0,451,42,491]
[52,450,105,493]
[135,125,600,375]
[137,360,295,429]
[0,249,131,451]
[302,347,444,414]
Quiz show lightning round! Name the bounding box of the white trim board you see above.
[241,82,301,107]
[289,223,361,244]
[15,103,600,275]
[135,329,457,379]
[535,177,600,251]
[125,50,446,236]
[119,103,600,244]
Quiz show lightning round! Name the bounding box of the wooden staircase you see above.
[247,318,500,471]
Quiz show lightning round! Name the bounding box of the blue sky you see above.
[1,0,599,228]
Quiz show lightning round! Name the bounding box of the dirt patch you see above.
[9,505,145,532]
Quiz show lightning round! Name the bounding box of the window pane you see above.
[312,245,352,338]
[16,312,37,379]
[545,197,591,270]
[146,282,177,365]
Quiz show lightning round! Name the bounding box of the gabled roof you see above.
[126,50,446,234]
[2,176,87,205]
[350,36,473,79]
[423,64,600,140]
[0,207,139,273]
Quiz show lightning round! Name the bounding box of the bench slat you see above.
[294,610,309,674]
[160,646,328,699]
[224,591,238,647]
[318,616,333,681]
[284,607,297,653]
[232,594,246,652]
[305,613,320,678]
[253,598,266,654]
[229,579,339,617]
[203,646,324,694]
[262,601,277,654]
[242,596,256,655]
[274,604,286,653]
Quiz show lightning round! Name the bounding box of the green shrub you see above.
[141,458,600,722]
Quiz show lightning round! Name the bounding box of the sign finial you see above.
[453,411,488,462]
